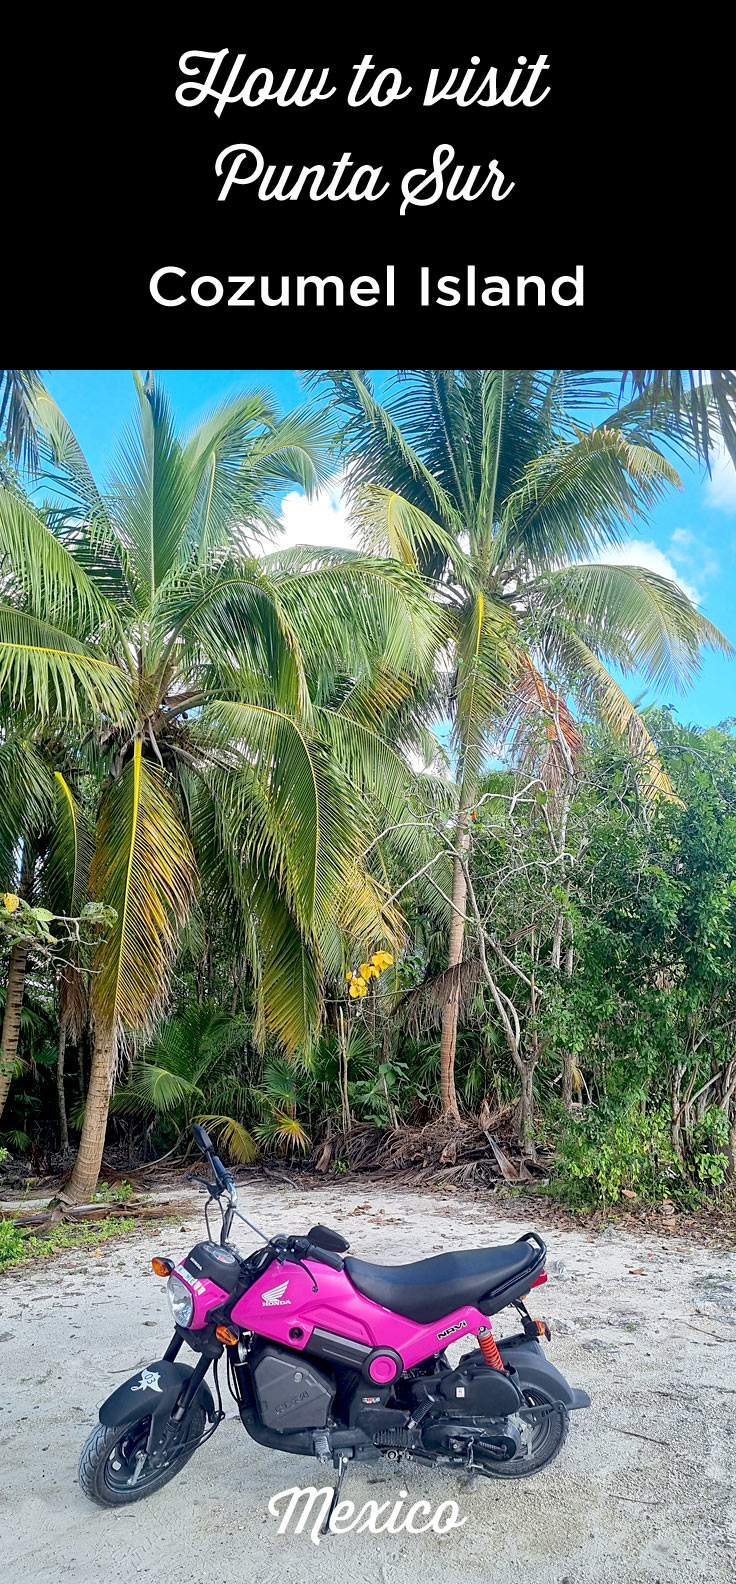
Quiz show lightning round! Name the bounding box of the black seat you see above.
[344,1238,542,1324]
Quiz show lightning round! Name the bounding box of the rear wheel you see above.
[474,1387,569,1479]
[79,1407,207,1506]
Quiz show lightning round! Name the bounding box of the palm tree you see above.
[310,370,732,1124]
[0,374,440,1200]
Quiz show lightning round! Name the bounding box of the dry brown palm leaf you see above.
[504,656,584,792]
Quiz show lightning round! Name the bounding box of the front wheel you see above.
[79,1406,206,1506]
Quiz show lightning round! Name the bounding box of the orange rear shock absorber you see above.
[477,1325,505,1371]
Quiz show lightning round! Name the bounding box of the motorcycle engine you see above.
[252,1345,335,1432]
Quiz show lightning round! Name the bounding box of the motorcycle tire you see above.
[79,1406,207,1506]
[475,1386,570,1479]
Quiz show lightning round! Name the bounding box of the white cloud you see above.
[591,539,701,604]
[275,480,358,551]
[704,447,736,513]
[666,526,719,590]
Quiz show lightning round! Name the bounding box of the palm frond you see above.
[620,369,736,470]
[196,1112,259,1164]
[256,883,322,1053]
[109,376,194,602]
[0,732,56,880]
[242,403,335,495]
[548,629,680,801]
[90,742,197,1035]
[32,389,135,604]
[532,562,732,694]
[0,606,133,724]
[182,391,280,561]
[109,1062,203,1118]
[307,370,462,536]
[152,560,308,716]
[199,699,371,937]
[253,1109,310,1154]
[503,657,584,791]
[266,547,445,681]
[0,369,43,471]
[42,770,93,914]
[452,592,518,781]
[0,488,117,631]
[346,484,470,580]
[497,426,682,570]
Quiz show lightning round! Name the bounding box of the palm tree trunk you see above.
[0,944,28,1122]
[66,1021,115,1203]
[57,1022,69,1154]
[439,789,474,1121]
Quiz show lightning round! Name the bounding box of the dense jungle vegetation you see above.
[2,368,735,1214]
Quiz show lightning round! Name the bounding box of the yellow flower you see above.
[359,962,377,981]
[349,975,367,999]
[2,893,20,913]
[345,971,354,982]
[370,950,394,972]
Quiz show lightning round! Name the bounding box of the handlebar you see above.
[210,1154,234,1190]
[306,1243,343,1271]
[280,1234,344,1271]
[191,1123,234,1193]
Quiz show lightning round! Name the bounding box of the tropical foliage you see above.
[307,370,730,1119]
[0,372,441,1199]
[1,368,736,1214]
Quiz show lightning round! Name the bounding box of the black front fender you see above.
[498,1338,591,1410]
[99,1360,215,1431]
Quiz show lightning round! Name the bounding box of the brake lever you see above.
[186,1174,221,1198]
[287,1253,319,1292]
[283,1242,319,1292]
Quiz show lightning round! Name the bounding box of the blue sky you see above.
[42,369,736,728]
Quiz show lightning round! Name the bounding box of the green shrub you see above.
[552,1102,681,1208]
[0,1217,26,1268]
[0,1214,137,1273]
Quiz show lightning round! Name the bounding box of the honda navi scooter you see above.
[79,1124,590,1514]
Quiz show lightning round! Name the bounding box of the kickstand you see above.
[320,1454,350,1537]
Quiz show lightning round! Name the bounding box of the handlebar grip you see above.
[306,1243,343,1271]
[193,1123,214,1155]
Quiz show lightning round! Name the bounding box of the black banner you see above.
[8,21,728,362]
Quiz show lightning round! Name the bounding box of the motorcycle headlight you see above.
[167,1273,194,1328]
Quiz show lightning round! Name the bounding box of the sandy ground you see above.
[1,1178,735,1584]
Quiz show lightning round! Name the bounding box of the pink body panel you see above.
[228,1260,487,1371]
[172,1262,230,1328]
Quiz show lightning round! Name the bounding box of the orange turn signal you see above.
[216,1325,238,1345]
[152,1257,174,1277]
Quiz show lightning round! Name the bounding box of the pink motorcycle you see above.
[80,1125,589,1513]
